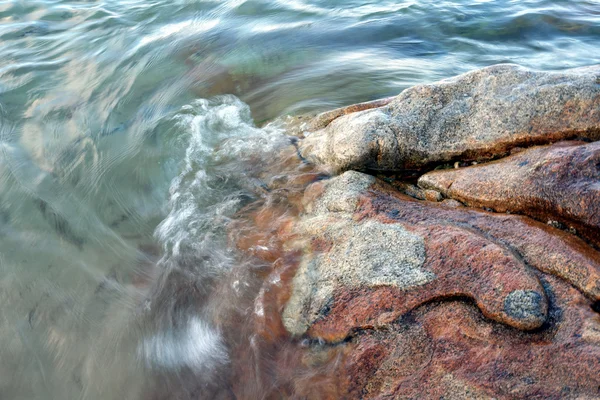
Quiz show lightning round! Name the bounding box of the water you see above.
[0,0,599,398]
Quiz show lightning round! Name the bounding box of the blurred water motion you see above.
[0,0,599,398]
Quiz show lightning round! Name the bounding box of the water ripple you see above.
[1,0,599,398]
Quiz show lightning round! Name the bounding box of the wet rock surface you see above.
[299,64,600,172]
[221,64,600,399]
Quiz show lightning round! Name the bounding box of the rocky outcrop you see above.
[299,64,600,172]
[335,273,600,399]
[222,64,600,399]
[418,140,600,248]
[227,171,600,399]
[282,172,600,343]
[284,97,395,138]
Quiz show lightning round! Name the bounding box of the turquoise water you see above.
[0,0,599,398]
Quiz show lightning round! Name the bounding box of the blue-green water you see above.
[0,0,599,399]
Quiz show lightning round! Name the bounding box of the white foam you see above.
[154,96,287,274]
[146,96,288,376]
[139,316,228,372]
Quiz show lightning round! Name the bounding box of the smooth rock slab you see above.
[418,140,600,248]
[299,64,600,172]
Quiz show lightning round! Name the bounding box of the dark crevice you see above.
[592,301,600,314]
[530,274,562,335]
[366,168,422,185]
[359,132,600,179]
[290,136,308,164]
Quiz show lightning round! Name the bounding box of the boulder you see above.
[221,64,600,399]
[299,64,600,172]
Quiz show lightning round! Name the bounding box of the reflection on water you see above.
[0,0,600,398]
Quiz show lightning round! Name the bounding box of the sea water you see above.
[1,0,599,398]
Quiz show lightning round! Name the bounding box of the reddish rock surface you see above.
[223,171,600,399]
[418,140,600,248]
[281,174,600,342]
[340,273,600,399]
[218,64,600,399]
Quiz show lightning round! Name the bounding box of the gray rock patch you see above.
[305,170,375,215]
[283,172,435,336]
[504,290,546,325]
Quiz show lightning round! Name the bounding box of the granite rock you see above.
[222,64,600,399]
[281,172,600,342]
[228,171,600,398]
[418,140,600,248]
[299,64,600,172]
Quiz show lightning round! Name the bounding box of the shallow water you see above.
[0,0,599,398]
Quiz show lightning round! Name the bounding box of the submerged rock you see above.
[299,64,600,172]
[418,140,600,248]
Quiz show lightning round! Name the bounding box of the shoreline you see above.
[221,63,600,398]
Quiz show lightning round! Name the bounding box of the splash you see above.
[136,96,295,395]
[140,316,227,372]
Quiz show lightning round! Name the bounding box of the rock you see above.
[228,171,600,399]
[299,64,600,172]
[282,218,434,337]
[418,140,600,248]
[220,64,600,399]
[441,198,464,208]
[336,273,600,399]
[383,180,443,202]
[283,97,395,139]
[281,172,600,342]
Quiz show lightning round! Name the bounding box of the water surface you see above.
[1,0,599,398]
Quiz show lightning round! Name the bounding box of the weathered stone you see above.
[281,172,600,342]
[227,169,600,398]
[384,180,443,202]
[503,289,546,323]
[283,97,396,139]
[418,140,600,247]
[336,274,600,399]
[299,64,600,172]
[219,64,600,399]
[282,218,434,337]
